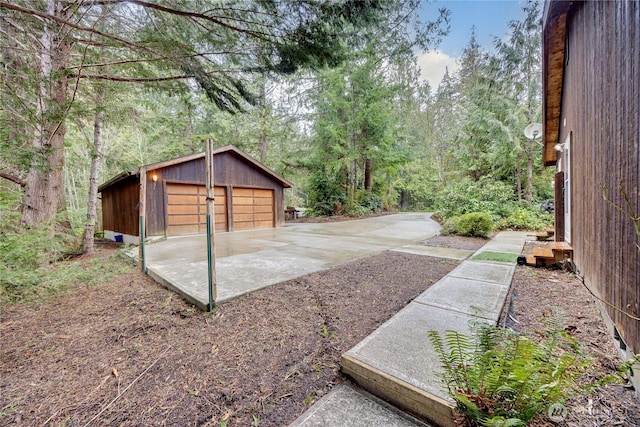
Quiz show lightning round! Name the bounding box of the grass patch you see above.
[471,251,518,263]
[1,250,132,304]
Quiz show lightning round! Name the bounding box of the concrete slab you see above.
[290,382,430,427]
[391,245,473,260]
[478,231,530,254]
[338,231,528,427]
[343,303,485,400]
[478,241,527,254]
[142,213,442,307]
[342,303,491,427]
[447,260,515,286]
[414,276,509,322]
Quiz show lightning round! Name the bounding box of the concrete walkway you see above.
[141,213,441,308]
[291,231,529,427]
[290,382,430,427]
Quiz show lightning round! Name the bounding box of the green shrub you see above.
[0,191,85,302]
[343,201,368,217]
[1,193,48,293]
[306,172,345,216]
[0,218,72,302]
[440,216,460,236]
[433,177,557,232]
[456,212,494,237]
[443,212,494,237]
[358,190,383,213]
[394,159,439,211]
[499,206,553,231]
[429,322,594,426]
[433,178,514,219]
[532,168,556,201]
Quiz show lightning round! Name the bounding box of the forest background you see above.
[0,0,553,299]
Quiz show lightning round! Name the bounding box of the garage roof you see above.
[99,145,293,192]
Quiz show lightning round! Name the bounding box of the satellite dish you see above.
[524,123,543,139]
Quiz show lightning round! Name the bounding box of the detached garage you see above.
[99,145,292,242]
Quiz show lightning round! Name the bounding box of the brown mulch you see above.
[1,234,638,426]
[420,234,489,251]
[0,247,456,426]
[503,242,640,426]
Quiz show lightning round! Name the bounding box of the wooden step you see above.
[533,247,554,259]
[552,241,572,251]
[531,232,552,241]
[526,241,573,269]
[551,241,573,262]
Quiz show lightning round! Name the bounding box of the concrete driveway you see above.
[142,212,441,308]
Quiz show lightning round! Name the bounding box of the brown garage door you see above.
[232,188,274,230]
[166,183,227,236]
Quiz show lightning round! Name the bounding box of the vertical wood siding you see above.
[144,151,286,236]
[100,175,140,236]
[560,1,639,353]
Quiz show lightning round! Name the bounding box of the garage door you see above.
[232,188,274,230]
[166,183,227,236]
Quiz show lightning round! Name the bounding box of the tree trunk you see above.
[525,152,533,203]
[21,0,73,230]
[351,131,359,199]
[436,153,447,185]
[82,91,105,254]
[258,129,268,162]
[364,158,373,190]
[258,81,268,162]
[515,163,522,202]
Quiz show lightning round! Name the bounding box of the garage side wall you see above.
[101,175,140,237]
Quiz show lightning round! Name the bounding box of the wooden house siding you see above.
[544,1,639,354]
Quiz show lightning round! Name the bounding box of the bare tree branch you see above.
[65,51,242,70]
[76,73,194,82]
[0,171,25,187]
[81,0,276,39]
[0,1,158,55]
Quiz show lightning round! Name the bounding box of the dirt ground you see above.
[505,243,640,427]
[1,231,638,426]
[0,242,458,426]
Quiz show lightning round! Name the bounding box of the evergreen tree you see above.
[494,0,543,202]
[0,0,388,230]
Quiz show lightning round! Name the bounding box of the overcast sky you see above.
[417,0,528,90]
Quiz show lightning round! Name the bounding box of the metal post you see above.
[139,166,147,273]
[205,139,217,311]
[140,216,146,274]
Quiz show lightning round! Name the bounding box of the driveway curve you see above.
[142,212,441,307]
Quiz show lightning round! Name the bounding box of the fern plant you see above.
[428,320,594,426]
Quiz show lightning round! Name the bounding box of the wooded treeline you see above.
[1,1,551,291]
